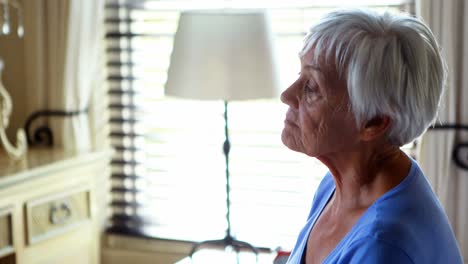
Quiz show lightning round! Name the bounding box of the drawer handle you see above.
[49,201,72,225]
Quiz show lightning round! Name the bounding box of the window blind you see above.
[105,0,414,250]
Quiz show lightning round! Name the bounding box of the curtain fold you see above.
[417,0,468,261]
[23,0,106,151]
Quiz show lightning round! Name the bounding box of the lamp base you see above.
[189,235,259,260]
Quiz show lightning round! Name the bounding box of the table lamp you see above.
[165,10,279,259]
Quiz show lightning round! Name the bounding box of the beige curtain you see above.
[23,0,107,151]
[417,0,468,261]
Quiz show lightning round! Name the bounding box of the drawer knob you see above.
[49,201,72,225]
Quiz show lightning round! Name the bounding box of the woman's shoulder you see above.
[344,188,462,262]
[333,235,415,263]
[337,160,462,263]
[343,215,462,263]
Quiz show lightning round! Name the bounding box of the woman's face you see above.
[281,51,361,158]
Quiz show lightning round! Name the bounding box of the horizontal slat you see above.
[108,103,138,110]
[110,131,146,138]
[106,32,173,38]
[107,61,134,67]
[108,216,225,242]
[111,173,140,179]
[106,47,135,53]
[108,75,136,81]
[111,214,151,225]
[114,145,141,152]
[109,118,139,124]
[111,159,141,166]
[108,89,138,95]
[110,173,314,195]
[105,1,411,11]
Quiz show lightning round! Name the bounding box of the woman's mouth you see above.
[284,119,298,128]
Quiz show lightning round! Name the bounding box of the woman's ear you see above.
[360,115,392,142]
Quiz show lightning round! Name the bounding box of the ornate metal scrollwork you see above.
[452,143,468,171]
[0,0,26,160]
[24,109,88,147]
[0,59,27,160]
[430,124,468,171]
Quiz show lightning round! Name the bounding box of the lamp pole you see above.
[223,100,233,240]
[189,101,259,261]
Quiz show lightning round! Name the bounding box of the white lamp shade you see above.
[165,10,280,101]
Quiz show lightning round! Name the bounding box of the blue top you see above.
[287,159,463,264]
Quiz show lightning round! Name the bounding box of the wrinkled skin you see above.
[281,51,360,159]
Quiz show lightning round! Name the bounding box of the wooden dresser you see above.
[0,148,111,264]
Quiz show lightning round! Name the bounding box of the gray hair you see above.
[300,9,446,146]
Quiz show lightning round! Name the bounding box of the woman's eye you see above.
[305,81,319,94]
[303,80,322,103]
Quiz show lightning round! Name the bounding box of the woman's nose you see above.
[280,82,299,109]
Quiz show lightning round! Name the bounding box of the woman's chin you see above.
[281,130,304,154]
[280,129,292,147]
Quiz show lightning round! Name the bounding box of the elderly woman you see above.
[281,9,462,264]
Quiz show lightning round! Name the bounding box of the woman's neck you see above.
[317,144,411,213]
